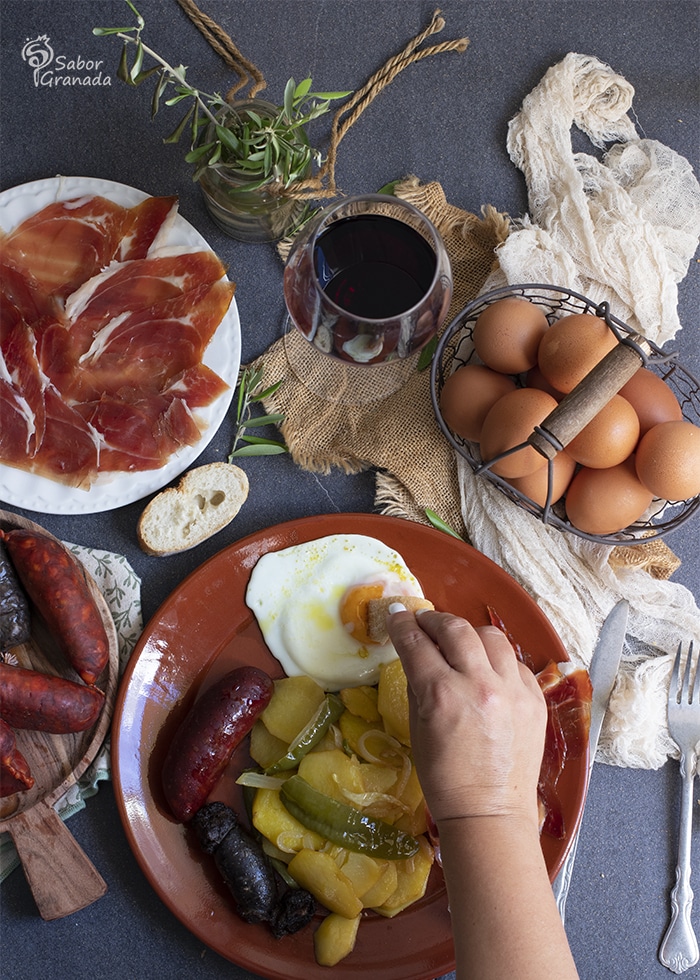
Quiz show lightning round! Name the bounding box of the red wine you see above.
[314,214,437,319]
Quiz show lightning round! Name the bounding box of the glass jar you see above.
[197,99,309,243]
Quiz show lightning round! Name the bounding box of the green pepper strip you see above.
[264,693,345,775]
[279,774,420,860]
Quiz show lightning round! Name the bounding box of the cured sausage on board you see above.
[0,663,105,734]
[1,529,109,686]
[0,716,34,796]
[0,540,31,650]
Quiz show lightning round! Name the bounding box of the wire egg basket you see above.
[430,283,700,545]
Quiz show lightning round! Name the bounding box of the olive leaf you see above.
[163,104,195,144]
[424,508,463,539]
[150,69,168,117]
[228,367,287,461]
[94,1,351,193]
[417,334,438,371]
[129,38,144,80]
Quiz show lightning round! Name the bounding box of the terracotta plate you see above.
[112,514,587,980]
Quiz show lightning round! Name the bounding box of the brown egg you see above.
[480,387,558,478]
[635,420,700,500]
[565,456,654,535]
[537,313,618,393]
[473,297,549,374]
[525,364,565,401]
[618,367,683,436]
[439,364,517,441]
[507,450,577,507]
[566,395,640,468]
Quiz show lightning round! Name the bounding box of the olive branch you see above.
[93,0,350,190]
[228,367,287,460]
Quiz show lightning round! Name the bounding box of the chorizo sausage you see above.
[1,529,109,685]
[0,663,105,733]
[0,770,31,798]
[162,666,273,823]
[0,716,34,796]
[0,541,31,650]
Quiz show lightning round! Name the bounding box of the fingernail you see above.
[414,607,429,617]
[388,602,407,615]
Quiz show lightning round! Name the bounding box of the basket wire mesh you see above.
[430,283,700,545]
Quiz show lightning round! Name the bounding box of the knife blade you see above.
[552,598,629,922]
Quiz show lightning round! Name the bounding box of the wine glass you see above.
[282,194,453,402]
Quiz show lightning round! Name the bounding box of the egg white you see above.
[245,533,424,690]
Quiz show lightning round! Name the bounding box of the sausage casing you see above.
[0,663,105,733]
[214,815,279,923]
[0,541,31,650]
[192,801,279,924]
[162,666,273,823]
[0,716,34,796]
[1,529,109,685]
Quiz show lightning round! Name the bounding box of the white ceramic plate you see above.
[0,175,241,515]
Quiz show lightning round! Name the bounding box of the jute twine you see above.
[175,0,681,580]
[175,0,266,98]
[175,0,470,200]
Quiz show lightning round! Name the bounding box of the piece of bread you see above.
[137,462,249,556]
[366,595,435,644]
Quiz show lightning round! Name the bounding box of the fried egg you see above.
[245,534,424,689]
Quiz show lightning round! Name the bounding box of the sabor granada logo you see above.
[21,34,111,88]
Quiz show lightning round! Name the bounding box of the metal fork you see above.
[659,641,700,974]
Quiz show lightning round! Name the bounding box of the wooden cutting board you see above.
[0,509,120,919]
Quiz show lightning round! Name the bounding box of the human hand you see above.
[385,607,546,828]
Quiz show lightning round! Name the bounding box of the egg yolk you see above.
[340,583,384,644]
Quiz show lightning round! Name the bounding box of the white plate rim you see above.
[0,175,241,515]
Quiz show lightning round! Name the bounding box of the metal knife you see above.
[552,598,629,922]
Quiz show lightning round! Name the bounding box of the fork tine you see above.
[680,640,696,705]
[689,641,700,704]
[670,641,683,704]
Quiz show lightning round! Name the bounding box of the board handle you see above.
[528,334,652,460]
[7,800,107,920]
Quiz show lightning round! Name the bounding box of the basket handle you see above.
[528,333,652,460]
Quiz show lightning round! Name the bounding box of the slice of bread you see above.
[366,595,435,644]
[137,462,249,556]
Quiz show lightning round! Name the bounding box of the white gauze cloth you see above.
[459,53,700,769]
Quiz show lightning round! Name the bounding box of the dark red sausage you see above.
[162,666,273,823]
[0,770,31,797]
[0,540,31,650]
[0,716,34,796]
[1,529,109,685]
[0,663,105,733]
